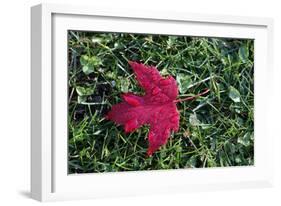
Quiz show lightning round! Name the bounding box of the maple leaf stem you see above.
[174,89,210,103]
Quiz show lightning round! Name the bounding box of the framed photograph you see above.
[31,3,274,201]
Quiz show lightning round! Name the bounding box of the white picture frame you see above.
[31,3,274,202]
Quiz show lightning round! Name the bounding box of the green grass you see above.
[68,31,254,173]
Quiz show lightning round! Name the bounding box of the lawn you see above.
[68,31,254,173]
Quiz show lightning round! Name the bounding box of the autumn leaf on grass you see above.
[106,61,209,156]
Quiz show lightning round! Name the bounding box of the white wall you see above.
[0,0,280,205]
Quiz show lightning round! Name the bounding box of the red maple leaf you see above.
[106,61,209,156]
